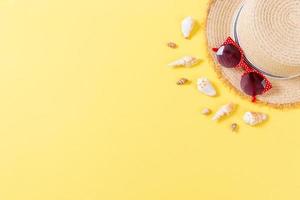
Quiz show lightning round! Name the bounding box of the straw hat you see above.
[207,0,300,107]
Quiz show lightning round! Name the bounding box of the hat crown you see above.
[237,0,300,76]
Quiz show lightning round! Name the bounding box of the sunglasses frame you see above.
[212,37,272,102]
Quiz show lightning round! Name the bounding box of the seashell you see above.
[231,123,238,132]
[197,77,217,96]
[181,16,195,39]
[177,78,189,85]
[212,103,235,121]
[167,42,178,49]
[202,108,211,115]
[168,56,199,68]
[243,112,267,126]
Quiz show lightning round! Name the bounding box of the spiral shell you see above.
[168,56,199,68]
[212,103,236,121]
[177,78,189,85]
[243,112,267,126]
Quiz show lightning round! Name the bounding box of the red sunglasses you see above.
[212,37,272,102]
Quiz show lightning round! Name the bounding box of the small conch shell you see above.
[202,108,211,115]
[168,56,199,68]
[243,112,267,126]
[197,77,216,96]
[212,103,235,121]
[181,16,195,39]
[177,78,189,85]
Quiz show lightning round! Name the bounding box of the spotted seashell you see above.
[197,77,216,97]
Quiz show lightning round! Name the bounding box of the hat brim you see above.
[206,0,300,108]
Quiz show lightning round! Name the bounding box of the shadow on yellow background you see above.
[0,0,298,199]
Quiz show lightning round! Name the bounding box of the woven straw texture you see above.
[207,0,300,107]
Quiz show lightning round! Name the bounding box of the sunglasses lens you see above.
[216,44,241,68]
[240,72,266,96]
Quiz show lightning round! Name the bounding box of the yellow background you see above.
[0,0,300,199]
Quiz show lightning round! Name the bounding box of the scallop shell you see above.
[212,103,236,121]
[197,77,216,97]
[181,16,195,39]
[167,56,199,68]
[243,112,267,126]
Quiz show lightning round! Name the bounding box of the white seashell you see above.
[168,56,199,68]
[197,77,216,97]
[243,112,267,126]
[181,16,195,39]
[202,108,211,115]
[212,103,236,121]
